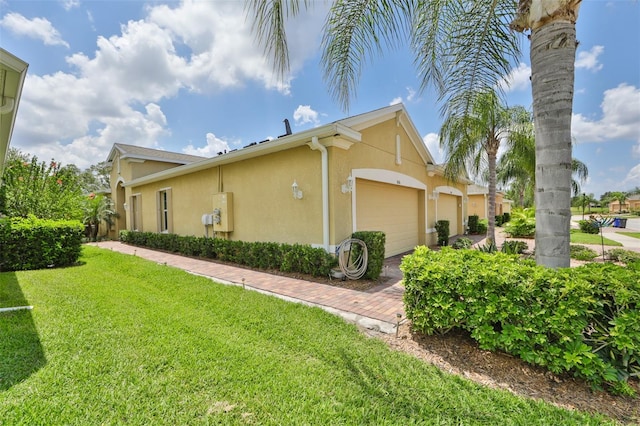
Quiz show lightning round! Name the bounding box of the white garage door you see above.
[438,194,459,237]
[356,179,419,257]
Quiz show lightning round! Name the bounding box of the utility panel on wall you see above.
[213,192,234,232]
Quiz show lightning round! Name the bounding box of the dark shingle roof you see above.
[110,143,206,164]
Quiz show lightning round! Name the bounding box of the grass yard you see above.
[570,229,623,246]
[0,246,616,425]
[619,232,640,240]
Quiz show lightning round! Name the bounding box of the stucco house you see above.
[106,104,468,258]
[0,49,28,175]
[609,194,640,213]
[467,184,513,219]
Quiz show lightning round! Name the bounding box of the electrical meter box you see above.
[212,192,233,232]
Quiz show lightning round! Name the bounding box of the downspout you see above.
[309,136,329,252]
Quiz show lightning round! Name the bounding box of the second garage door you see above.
[355,179,419,257]
[437,193,459,237]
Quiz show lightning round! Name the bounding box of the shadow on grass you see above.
[0,272,46,390]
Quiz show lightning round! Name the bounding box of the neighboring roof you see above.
[467,184,489,195]
[0,48,28,175]
[123,103,441,188]
[107,143,207,165]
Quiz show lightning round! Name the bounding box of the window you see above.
[130,194,142,231]
[157,188,172,233]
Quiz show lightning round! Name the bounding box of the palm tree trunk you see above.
[531,20,577,268]
[487,148,498,244]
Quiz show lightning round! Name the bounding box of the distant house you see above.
[0,49,28,175]
[106,104,469,257]
[609,195,640,213]
[467,184,513,220]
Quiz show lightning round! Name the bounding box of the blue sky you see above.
[1,0,638,198]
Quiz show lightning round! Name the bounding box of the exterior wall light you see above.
[341,175,354,193]
[292,180,303,199]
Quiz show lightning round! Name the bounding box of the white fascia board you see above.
[125,123,362,188]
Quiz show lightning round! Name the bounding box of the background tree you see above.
[248,0,581,267]
[0,149,84,220]
[609,191,628,213]
[441,91,528,244]
[83,193,116,242]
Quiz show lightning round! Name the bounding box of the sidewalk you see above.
[93,241,406,334]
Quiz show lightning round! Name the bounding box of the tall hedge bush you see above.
[401,247,639,394]
[351,231,386,280]
[0,216,84,271]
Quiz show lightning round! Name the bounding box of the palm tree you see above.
[441,91,527,244]
[83,194,117,242]
[247,0,581,267]
[610,191,628,213]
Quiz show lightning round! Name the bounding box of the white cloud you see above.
[575,45,604,72]
[0,12,69,47]
[497,62,531,93]
[423,133,444,164]
[293,105,320,126]
[62,0,80,11]
[622,164,640,188]
[389,97,402,106]
[572,83,640,145]
[11,1,327,169]
[389,87,418,106]
[183,133,231,157]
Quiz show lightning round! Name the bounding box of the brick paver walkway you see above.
[93,241,406,333]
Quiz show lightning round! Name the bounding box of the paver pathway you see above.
[93,241,406,334]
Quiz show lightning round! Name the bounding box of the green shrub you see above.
[119,231,335,277]
[504,208,535,238]
[0,216,84,271]
[476,241,497,253]
[452,237,473,249]
[570,244,598,261]
[351,231,386,280]
[401,247,639,394]
[607,248,640,265]
[495,215,504,227]
[435,220,449,246]
[477,219,488,235]
[468,215,479,234]
[578,220,600,235]
[501,240,528,254]
[502,212,511,224]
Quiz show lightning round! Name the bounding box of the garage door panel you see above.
[438,194,458,236]
[356,179,419,257]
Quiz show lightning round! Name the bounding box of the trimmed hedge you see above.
[468,215,479,234]
[0,216,84,271]
[351,231,386,280]
[119,231,336,277]
[578,219,600,235]
[402,247,640,394]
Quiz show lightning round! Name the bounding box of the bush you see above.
[120,231,336,277]
[504,208,535,238]
[570,244,598,261]
[0,216,84,271]
[401,247,639,394]
[476,220,487,235]
[351,231,386,280]
[495,215,504,227]
[501,240,528,254]
[452,237,473,249]
[502,212,511,224]
[608,248,640,265]
[468,215,479,234]
[435,220,449,246]
[578,220,600,235]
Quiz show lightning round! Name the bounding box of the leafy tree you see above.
[83,193,117,242]
[0,149,84,220]
[79,161,111,194]
[248,0,582,268]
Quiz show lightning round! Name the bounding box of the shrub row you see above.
[0,216,84,271]
[401,247,640,394]
[119,231,338,277]
[578,219,600,234]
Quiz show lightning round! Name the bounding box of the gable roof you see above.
[122,104,438,188]
[107,143,206,165]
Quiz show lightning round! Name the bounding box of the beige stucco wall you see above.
[468,194,486,218]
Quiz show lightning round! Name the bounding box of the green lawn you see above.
[570,229,623,246]
[619,232,640,240]
[0,246,615,425]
